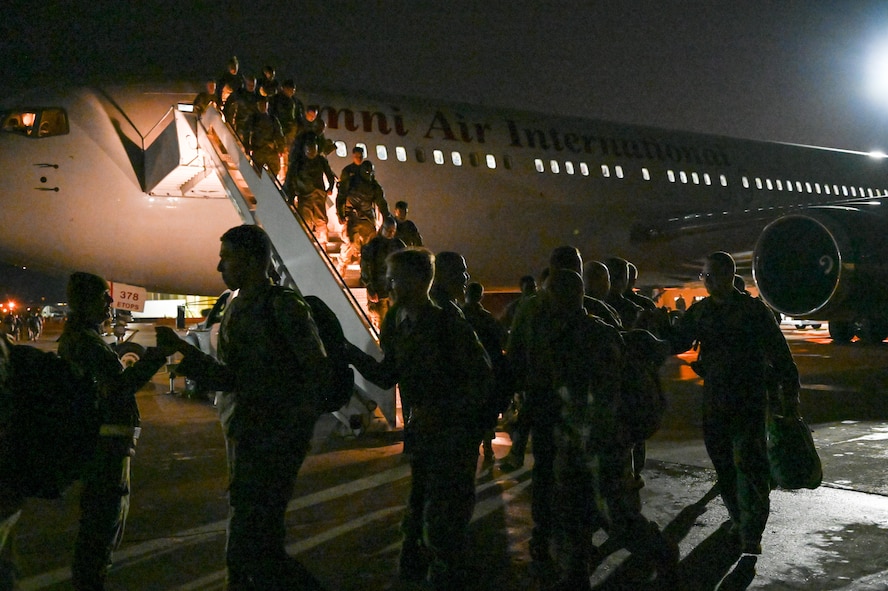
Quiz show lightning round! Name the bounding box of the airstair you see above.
[149,104,395,430]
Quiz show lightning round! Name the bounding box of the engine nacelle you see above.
[753,205,888,320]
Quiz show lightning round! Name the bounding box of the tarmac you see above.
[9,323,888,590]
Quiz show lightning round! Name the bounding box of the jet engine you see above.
[752,204,888,343]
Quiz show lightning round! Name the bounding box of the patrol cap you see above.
[67,272,109,312]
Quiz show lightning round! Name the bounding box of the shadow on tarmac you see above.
[586,483,757,591]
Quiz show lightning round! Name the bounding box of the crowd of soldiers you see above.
[0,56,803,590]
[196,57,424,298]
[1,310,42,342]
[0,232,801,591]
[343,242,799,590]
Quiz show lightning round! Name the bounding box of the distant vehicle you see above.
[782,315,823,330]
[40,305,66,319]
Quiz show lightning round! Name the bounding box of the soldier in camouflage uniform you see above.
[244,96,285,178]
[346,248,491,590]
[546,269,677,590]
[232,76,259,141]
[59,272,180,590]
[270,80,304,181]
[505,247,593,574]
[336,160,389,273]
[664,251,800,556]
[171,226,331,590]
[284,134,336,246]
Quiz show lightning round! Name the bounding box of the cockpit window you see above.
[1,108,69,138]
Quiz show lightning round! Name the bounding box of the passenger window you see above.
[691,172,700,185]
[642,168,651,181]
[415,148,426,163]
[534,158,545,173]
[486,154,496,169]
[503,155,513,170]
[601,164,610,178]
[615,165,624,179]
[766,179,773,190]
[451,151,463,166]
[376,145,388,161]
[667,170,676,183]
[470,153,480,167]
[396,146,407,162]
[679,171,688,184]
[335,141,347,157]
[565,161,575,175]
[549,159,559,173]
[579,162,590,176]
[719,174,728,187]
[433,150,444,165]
[742,176,750,189]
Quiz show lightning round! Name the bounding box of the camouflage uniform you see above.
[666,288,800,551]
[245,111,285,178]
[335,174,389,270]
[177,282,328,589]
[550,311,676,588]
[505,292,563,564]
[359,234,405,330]
[284,152,336,243]
[348,301,491,590]
[59,316,168,590]
[231,87,259,140]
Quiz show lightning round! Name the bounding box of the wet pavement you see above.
[11,324,888,590]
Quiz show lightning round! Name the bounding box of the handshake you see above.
[154,326,193,358]
[153,326,215,386]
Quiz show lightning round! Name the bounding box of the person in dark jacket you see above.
[663,251,801,556]
[169,225,331,590]
[462,281,508,463]
[284,135,336,246]
[244,96,285,178]
[346,248,491,590]
[336,160,389,274]
[545,269,677,590]
[360,216,405,330]
[393,200,423,247]
[59,272,180,590]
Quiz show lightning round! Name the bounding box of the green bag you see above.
[767,414,822,490]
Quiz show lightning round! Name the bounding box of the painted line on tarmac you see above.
[20,462,529,590]
[19,463,412,591]
[174,470,534,591]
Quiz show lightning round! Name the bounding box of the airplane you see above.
[2,81,888,352]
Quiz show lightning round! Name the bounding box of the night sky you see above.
[3,1,888,300]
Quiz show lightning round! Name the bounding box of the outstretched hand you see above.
[155,326,186,357]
